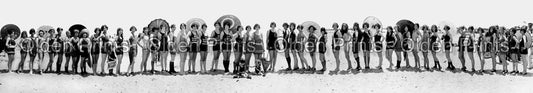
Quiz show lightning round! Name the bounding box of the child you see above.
[233,59,251,79]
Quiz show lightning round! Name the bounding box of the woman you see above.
[288,23,299,70]
[126,26,139,76]
[177,24,189,74]
[115,28,126,75]
[282,23,292,70]
[341,23,353,70]
[252,24,265,74]
[90,28,101,75]
[45,29,56,72]
[159,26,170,73]
[221,23,233,73]
[477,28,486,72]
[189,24,200,73]
[331,23,342,71]
[497,27,509,73]
[138,27,150,74]
[243,25,254,73]
[411,24,421,68]
[385,26,396,68]
[488,26,498,72]
[519,27,529,75]
[430,25,441,70]
[361,23,372,69]
[374,24,384,69]
[54,28,65,74]
[36,30,48,74]
[63,31,73,73]
[509,28,520,74]
[79,31,91,75]
[16,31,29,73]
[442,26,455,70]
[307,26,318,71]
[266,22,278,72]
[296,25,310,70]
[199,24,209,73]
[318,27,327,71]
[168,24,178,74]
[6,31,16,73]
[210,22,222,72]
[420,25,431,70]
[393,26,403,69]
[150,28,161,74]
[105,35,118,76]
[99,25,110,75]
[28,29,39,74]
[466,26,476,72]
[352,23,362,70]
[233,26,244,73]
[71,30,81,74]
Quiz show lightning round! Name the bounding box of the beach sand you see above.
[1,33,532,93]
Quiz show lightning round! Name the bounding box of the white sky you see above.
[1,0,532,37]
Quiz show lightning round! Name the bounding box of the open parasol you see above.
[1,24,21,39]
[186,18,206,32]
[216,14,241,33]
[396,19,415,34]
[68,24,86,33]
[301,21,321,38]
[148,18,170,34]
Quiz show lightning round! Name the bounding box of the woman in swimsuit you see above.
[307,26,318,71]
[252,24,265,74]
[341,23,353,70]
[79,31,91,75]
[296,25,310,70]
[442,26,455,70]
[138,27,150,74]
[177,24,189,74]
[189,24,200,73]
[90,28,102,75]
[159,26,170,73]
[477,28,486,72]
[266,22,278,72]
[54,28,65,74]
[332,23,342,71]
[115,28,127,75]
[318,27,327,71]
[126,26,139,76]
[6,31,17,73]
[233,26,244,73]
[288,23,299,70]
[243,25,253,72]
[282,23,292,70]
[421,25,431,70]
[71,30,81,74]
[168,24,178,74]
[99,25,109,75]
[45,29,56,72]
[210,22,222,72]
[373,24,384,69]
[466,26,476,72]
[352,23,362,70]
[28,29,39,74]
[385,26,396,68]
[199,24,209,73]
[430,25,441,70]
[16,31,29,73]
[221,23,233,73]
[361,23,372,69]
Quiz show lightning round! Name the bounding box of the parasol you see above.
[216,14,241,33]
[1,24,21,39]
[396,19,415,34]
[364,16,382,35]
[301,21,321,38]
[186,18,206,32]
[148,18,170,34]
[68,24,86,34]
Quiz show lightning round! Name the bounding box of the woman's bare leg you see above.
[333,51,340,71]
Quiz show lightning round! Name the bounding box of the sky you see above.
[0,0,532,37]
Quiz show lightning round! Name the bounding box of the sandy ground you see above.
[1,33,532,93]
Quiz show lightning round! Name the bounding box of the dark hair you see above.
[29,28,36,34]
[57,28,63,32]
[282,23,289,28]
[332,23,339,29]
[373,24,381,29]
[222,22,231,28]
[468,26,474,30]
[308,26,317,31]
[353,22,360,31]
[297,25,303,30]
[320,27,327,35]
[340,23,349,34]
[171,24,176,28]
[253,24,260,30]
[444,26,450,30]
[421,25,429,31]
[130,26,137,31]
[94,28,101,34]
[431,25,438,32]
[201,24,207,29]
[214,22,221,26]
[101,25,108,30]
[414,23,420,28]
[270,22,276,28]
[477,27,484,33]
[21,31,28,38]
[180,23,187,29]
[236,25,243,30]
[245,25,252,30]
[117,28,123,34]
[362,23,369,28]
[191,24,199,29]
[289,23,296,30]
